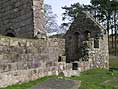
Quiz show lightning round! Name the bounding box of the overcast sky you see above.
[44,0,90,25]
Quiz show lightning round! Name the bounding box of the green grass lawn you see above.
[69,69,118,89]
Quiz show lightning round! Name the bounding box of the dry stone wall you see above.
[0,36,77,88]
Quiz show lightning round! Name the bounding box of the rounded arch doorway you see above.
[6,33,15,37]
[5,28,16,37]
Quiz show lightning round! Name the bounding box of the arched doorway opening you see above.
[5,28,16,37]
[6,33,15,37]
[74,32,80,61]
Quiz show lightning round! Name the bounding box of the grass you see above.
[69,69,118,89]
[109,56,118,68]
[68,56,118,89]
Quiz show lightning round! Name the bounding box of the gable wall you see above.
[65,11,109,70]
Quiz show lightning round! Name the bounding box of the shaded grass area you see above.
[109,56,118,68]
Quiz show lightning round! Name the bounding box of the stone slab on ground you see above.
[30,78,80,89]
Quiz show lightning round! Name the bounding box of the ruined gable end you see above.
[65,11,109,70]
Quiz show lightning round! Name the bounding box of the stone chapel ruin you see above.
[65,11,109,70]
[0,0,109,88]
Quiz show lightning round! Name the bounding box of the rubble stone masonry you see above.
[0,0,45,38]
[0,36,72,87]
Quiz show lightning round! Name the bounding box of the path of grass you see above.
[69,69,118,89]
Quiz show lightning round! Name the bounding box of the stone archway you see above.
[6,33,15,37]
[5,28,16,37]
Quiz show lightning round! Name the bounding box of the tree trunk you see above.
[111,28,114,48]
[114,8,117,56]
[107,13,110,53]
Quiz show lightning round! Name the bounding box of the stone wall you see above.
[65,36,109,73]
[0,0,34,38]
[88,36,109,69]
[0,36,76,88]
[74,36,109,72]
[0,0,45,38]
[33,0,46,37]
[65,11,109,71]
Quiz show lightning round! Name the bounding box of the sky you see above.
[44,0,90,25]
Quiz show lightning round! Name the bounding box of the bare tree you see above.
[44,4,59,33]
